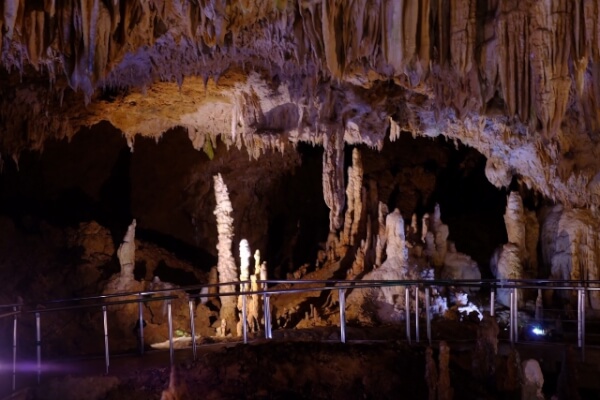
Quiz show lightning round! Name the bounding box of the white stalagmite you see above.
[117,219,137,279]
[322,131,345,232]
[375,202,389,267]
[237,239,251,333]
[384,209,408,264]
[239,239,251,282]
[341,148,363,247]
[213,173,238,331]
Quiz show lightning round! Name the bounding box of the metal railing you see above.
[2,278,599,396]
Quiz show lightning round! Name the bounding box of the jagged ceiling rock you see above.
[1,1,600,208]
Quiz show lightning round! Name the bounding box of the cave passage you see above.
[0,125,508,282]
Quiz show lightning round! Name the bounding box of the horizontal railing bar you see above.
[0,310,20,319]
[4,278,600,314]
[22,295,178,314]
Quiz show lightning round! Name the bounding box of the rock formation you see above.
[490,243,523,307]
[437,341,453,400]
[213,174,238,331]
[541,205,600,309]
[521,359,545,400]
[504,191,539,274]
[472,312,499,382]
[117,219,137,280]
[341,148,364,247]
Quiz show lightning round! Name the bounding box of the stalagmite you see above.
[425,347,438,400]
[239,239,251,283]
[502,191,540,276]
[213,174,238,332]
[556,346,580,400]
[341,148,363,247]
[384,209,408,264]
[322,131,345,233]
[421,213,430,243]
[437,341,453,400]
[472,312,499,382]
[490,243,523,307]
[237,239,251,334]
[521,359,545,400]
[423,204,448,269]
[117,219,137,280]
[504,192,527,260]
[374,202,389,268]
[208,266,219,303]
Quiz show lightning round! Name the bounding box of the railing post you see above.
[12,306,18,392]
[425,287,431,345]
[405,286,411,344]
[578,288,585,361]
[513,288,518,342]
[339,288,346,343]
[263,294,272,339]
[188,299,197,360]
[138,294,144,355]
[509,291,514,344]
[242,293,248,344]
[167,300,174,367]
[415,286,420,344]
[490,288,495,317]
[36,312,42,383]
[102,306,109,374]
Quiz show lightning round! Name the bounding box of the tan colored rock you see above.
[213,174,238,330]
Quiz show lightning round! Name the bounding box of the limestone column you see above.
[213,173,238,332]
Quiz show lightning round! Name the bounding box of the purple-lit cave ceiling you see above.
[1,0,600,293]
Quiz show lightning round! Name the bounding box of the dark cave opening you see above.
[360,134,508,274]
[1,124,512,291]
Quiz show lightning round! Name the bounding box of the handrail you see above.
[2,277,598,397]
[3,277,600,312]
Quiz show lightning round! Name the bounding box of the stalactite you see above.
[381,0,404,73]
[213,173,238,332]
[449,0,475,75]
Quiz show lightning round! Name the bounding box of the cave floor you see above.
[4,324,600,400]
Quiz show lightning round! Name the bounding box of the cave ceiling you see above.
[1,0,600,209]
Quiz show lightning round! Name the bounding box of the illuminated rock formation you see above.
[341,148,364,247]
[323,132,345,234]
[213,174,238,331]
[374,202,389,268]
[117,219,137,280]
[541,205,600,309]
[504,191,539,274]
[490,243,523,307]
